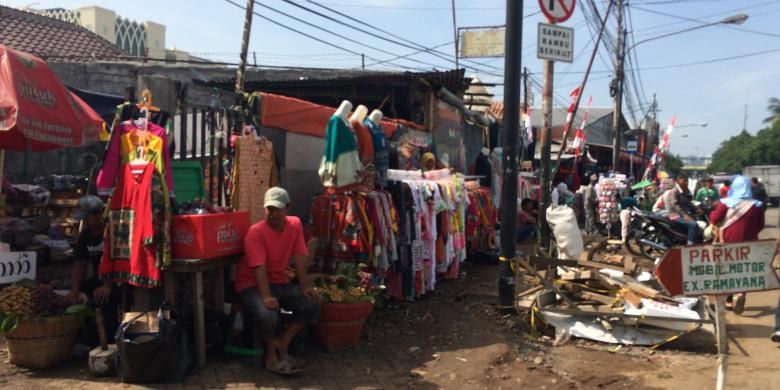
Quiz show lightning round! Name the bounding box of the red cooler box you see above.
[172,211,250,259]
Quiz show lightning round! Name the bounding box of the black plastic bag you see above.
[115,302,192,383]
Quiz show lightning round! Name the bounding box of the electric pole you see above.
[611,0,625,172]
[235,0,255,93]
[498,0,523,314]
[538,58,554,250]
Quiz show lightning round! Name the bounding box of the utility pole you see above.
[451,0,459,70]
[651,93,658,147]
[611,0,625,172]
[498,0,523,314]
[538,58,554,249]
[235,0,255,93]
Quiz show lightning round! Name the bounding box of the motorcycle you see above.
[625,203,712,259]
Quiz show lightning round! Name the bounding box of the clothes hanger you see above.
[130,146,148,175]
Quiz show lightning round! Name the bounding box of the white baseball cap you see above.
[264,187,289,209]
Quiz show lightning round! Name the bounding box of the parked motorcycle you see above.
[625,203,711,259]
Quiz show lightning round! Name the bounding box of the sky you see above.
[4,0,780,157]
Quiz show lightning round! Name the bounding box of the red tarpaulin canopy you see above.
[0,45,103,151]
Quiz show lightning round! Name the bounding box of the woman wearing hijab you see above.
[420,152,436,172]
[709,175,765,314]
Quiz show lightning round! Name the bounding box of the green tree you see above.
[664,154,684,177]
[764,97,780,126]
[708,130,758,173]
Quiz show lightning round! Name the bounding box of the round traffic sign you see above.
[538,0,576,23]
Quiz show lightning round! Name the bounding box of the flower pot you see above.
[315,301,374,352]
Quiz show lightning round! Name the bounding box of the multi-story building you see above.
[34,6,166,59]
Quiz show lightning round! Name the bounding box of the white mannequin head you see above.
[481,147,490,156]
[335,100,353,120]
[350,105,369,122]
[368,109,383,124]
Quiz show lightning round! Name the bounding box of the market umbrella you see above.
[0,45,103,151]
[631,179,653,190]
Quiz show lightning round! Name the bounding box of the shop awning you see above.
[67,86,123,119]
[0,45,103,151]
[257,92,424,139]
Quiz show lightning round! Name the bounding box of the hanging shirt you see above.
[319,115,362,187]
[99,163,160,287]
[351,119,375,166]
[364,118,389,187]
[97,121,174,197]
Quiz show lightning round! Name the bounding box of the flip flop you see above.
[266,359,302,376]
[286,356,306,369]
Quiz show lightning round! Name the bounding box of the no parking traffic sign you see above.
[538,0,576,24]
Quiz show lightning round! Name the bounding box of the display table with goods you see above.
[0,283,90,368]
[314,263,384,352]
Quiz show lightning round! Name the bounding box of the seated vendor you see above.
[66,195,119,346]
[235,187,321,375]
[517,198,537,242]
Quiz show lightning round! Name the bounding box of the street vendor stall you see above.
[0,45,104,369]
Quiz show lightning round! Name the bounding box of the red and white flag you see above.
[564,86,581,127]
[643,116,676,180]
[570,96,592,156]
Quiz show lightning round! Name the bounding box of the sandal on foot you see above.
[266,359,302,376]
[286,356,306,369]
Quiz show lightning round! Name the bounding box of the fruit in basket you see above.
[0,285,34,316]
[30,284,69,316]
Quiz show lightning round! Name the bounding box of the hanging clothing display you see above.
[97,120,174,197]
[319,115,362,187]
[99,163,162,287]
[351,119,374,166]
[489,148,503,209]
[364,118,389,188]
[230,135,277,224]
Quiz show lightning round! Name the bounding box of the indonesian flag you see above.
[571,96,592,156]
[643,116,676,180]
[564,86,581,129]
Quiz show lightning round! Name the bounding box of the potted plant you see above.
[313,263,383,352]
[0,281,90,368]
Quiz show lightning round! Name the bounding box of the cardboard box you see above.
[172,211,250,260]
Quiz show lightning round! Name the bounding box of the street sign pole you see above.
[536,0,575,249]
[714,295,728,390]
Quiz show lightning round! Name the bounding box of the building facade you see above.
[35,6,166,59]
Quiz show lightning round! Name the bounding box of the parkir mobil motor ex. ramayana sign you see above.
[656,240,780,296]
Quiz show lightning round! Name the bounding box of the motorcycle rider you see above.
[695,177,720,206]
[665,174,699,245]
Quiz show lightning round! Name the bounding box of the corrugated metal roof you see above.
[200,68,471,94]
[0,6,124,62]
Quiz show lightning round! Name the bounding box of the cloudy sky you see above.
[4,0,780,157]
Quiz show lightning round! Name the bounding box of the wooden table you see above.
[163,256,239,369]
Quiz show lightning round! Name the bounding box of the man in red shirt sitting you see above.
[235,187,320,375]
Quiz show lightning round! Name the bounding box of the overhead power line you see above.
[631,4,780,39]
[253,0,452,71]
[222,0,423,71]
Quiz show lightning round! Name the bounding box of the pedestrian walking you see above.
[709,175,765,314]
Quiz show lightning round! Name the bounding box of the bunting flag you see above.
[570,96,592,157]
[564,86,581,128]
[643,116,676,180]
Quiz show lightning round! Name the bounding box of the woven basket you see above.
[4,314,82,368]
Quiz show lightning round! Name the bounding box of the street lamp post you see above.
[612,11,748,172]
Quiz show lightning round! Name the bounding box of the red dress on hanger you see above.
[99,163,160,287]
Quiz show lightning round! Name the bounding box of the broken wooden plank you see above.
[527,255,580,269]
[516,257,580,310]
[561,269,598,281]
[619,289,643,308]
[579,291,617,305]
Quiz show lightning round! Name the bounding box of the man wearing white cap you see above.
[234,187,321,375]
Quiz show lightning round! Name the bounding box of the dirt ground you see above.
[1,211,779,389]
